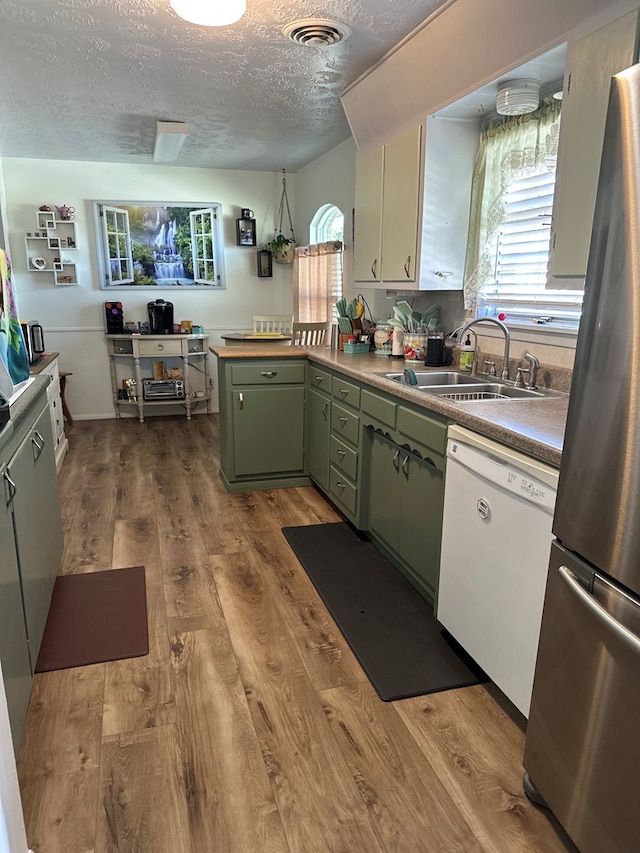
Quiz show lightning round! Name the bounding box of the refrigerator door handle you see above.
[559,565,640,655]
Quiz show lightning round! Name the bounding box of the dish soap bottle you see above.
[459,335,475,372]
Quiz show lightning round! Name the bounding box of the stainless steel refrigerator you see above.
[523,63,640,853]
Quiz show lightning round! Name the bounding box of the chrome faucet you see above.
[523,351,540,389]
[458,317,511,380]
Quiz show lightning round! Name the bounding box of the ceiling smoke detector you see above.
[282,18,351,47]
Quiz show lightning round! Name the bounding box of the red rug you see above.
[35,566,148,673]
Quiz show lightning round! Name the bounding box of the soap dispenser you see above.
[459,335,475,372]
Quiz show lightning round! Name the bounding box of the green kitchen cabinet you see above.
[1,387,63,752]
[306,384,331,491]
[217,358,309,491]
[367,428,445,604]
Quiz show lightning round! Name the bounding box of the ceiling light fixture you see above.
[496,78,540,116]
[153,121,189,163]
[169,0,246,27]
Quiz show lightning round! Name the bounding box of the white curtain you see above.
[293,241,343,322]
[463,98,561,311]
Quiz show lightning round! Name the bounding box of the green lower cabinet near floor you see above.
[366,427,445,604]
[233,386,305,476]
[306,385,331,491]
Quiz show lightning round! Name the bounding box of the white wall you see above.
[2,160,298,418]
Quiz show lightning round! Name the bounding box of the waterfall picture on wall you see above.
[96,201,225,288]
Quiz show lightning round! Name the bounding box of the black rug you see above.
[282,523,486,701]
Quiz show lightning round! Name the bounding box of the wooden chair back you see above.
[252,315,293,334]
[292,322,328,346]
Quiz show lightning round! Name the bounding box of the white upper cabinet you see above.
[380,125,422,283]
[550,9,640,280]
[353,146,384,282]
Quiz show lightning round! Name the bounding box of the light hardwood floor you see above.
[17,415,575,853]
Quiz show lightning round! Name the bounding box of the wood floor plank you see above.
[61,485,117,573]
[170,626,289,853]
[18,666,105,853]
[111,517,162,580]
[101,579,176,737]
[243,525,368,692]
[96,726,192,853]
[320,680,484,852]
[395,686,573,852]
[213,549,385,853]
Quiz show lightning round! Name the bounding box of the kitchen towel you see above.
[282,523,486,701]
[35,566,148,673]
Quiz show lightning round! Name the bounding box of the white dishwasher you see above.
[437,425,558,718]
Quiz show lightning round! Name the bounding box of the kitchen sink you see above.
[377,370,564,401]
[379,370,486,387]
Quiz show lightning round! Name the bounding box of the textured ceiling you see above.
[0,0,450,172]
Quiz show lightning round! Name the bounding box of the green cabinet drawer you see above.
[330,434,358,481]
[361,389,397,429]
[332,376,361,409]
[331,402,360,447]
[308,364,333,395]
[231,361,306,385]
[330,465,358,516]
[397,407,447,456]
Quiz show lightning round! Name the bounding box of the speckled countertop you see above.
[0,375,50,454]
[211,345,568,467]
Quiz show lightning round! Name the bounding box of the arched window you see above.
[310,204,344,244]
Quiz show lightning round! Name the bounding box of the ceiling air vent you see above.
[282,18,351,47]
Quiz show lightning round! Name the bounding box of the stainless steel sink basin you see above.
[377,370,564,402]
[423,382,561,402]
[379,370,485,387]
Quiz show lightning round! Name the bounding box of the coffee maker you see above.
[147,299,174,335]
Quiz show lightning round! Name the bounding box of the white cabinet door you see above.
[353,146,384,282]
[381,124,422,282]
[550,10,639,280]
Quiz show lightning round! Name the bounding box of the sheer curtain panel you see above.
[293,241,343,322]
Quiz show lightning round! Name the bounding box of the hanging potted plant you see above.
[263,169,295,264]
[263,233,295,264]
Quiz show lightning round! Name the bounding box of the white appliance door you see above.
[437,427,558,717]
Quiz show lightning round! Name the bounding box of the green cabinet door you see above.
[398,450,444,601]
[0,462,32,751]
[367,428,445,604]
[9,403,63,670]
[233,386,305,476]
[368,430,402,552]
[307,386,331,490]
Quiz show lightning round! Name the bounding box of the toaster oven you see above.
[142,379,185,400]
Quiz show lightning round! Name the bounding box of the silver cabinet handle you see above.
[32,430,45,460]
[401,454,409,477]
[404,256,412,278]
[3,471,16,507]
[559,566,640,656]
[261,371,277,378]
[322,401,329,418]
[238,392,244,410]
[337,449,345,459]
[336,480,345,492]
[314,374,324,384]
[338,416,348,426]
[371,259,378,278]
[392,450,400,471]
[156,343,164,350]
[339,389,349,398]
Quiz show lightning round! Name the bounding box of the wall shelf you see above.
[25,208,78,285]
